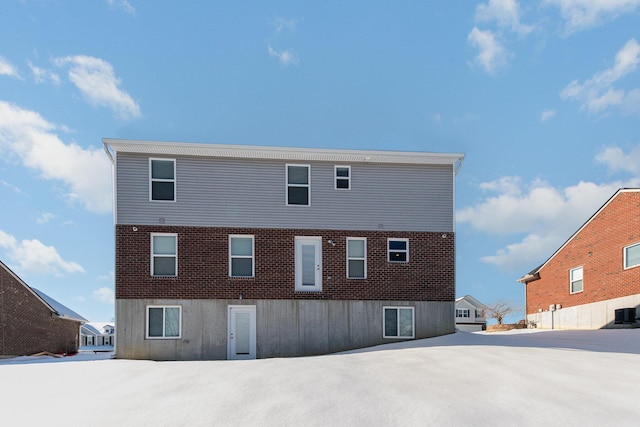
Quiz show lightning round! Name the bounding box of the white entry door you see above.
[227,305,256,360]
[295,236,322,292]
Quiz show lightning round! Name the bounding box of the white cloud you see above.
[0,229,84,276]
[274,17,296,33]
[28,61,61,85]
[268,45,299,67]
[476,0,533,35]
[107,0,135,14]
[93,287,115,303]
[0,180,22,194]
[0,56,20,78]
[0,101,112,214]
[545,0,640,33]
[36,212,56,225]
[595,144,640,175]
[467,27,508,74]
[54,55,141,119]
[561,39,640,115]
[457,145,640,272]
[540,109,556,121]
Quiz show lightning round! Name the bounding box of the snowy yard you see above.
[2,329,639,426]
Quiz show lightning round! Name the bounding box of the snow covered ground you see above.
[2,329,639,426]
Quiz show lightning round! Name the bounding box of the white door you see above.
[227,305,256,360]
[295,237,322,292]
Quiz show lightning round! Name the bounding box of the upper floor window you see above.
[570,266,583,294]
[624,242,640,269]
[286,164,310,206]
[229,235,255,278]
[383,306,415,338]
[388,238,409,263]
[150,158,176,201]
[146,305,181,339]
[347,237,366,279]
[151,233,177,276]
[456,308,470,318]
[335,165,351,190]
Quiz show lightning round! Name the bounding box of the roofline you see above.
[517,188,640,282]
[0,260,86,323]
[102,138,465,166]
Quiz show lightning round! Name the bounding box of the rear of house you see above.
[104,139,464,360]
[518,188,640,329]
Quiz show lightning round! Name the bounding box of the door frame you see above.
[227,305,257,360]
[294,236,322,292]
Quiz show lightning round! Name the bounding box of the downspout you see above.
[452,155,464,330]
[102,140,117,357]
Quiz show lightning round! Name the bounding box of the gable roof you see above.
[103,138,465,169]
[455,295,487,309]
[0,260,87,323]
[517,188,640,283]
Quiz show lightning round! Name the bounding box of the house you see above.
[455,295,487,331]
[103,139,464,360]
[0,260,87,357]
[81,322,115,347]
[517,188,640,329]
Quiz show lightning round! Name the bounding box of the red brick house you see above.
[0,260,87,357]
[104,139,464,360]
[518,188,640,329]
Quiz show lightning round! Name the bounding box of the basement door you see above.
[227,305,256,360]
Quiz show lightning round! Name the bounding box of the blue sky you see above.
[1,1,639,323]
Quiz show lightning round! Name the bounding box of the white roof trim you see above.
[103,138,465,166]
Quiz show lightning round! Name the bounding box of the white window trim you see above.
[145,305,182,339]
[229,235,255,278]
[569,266,583,294]
[456,308,470,318]
[387,238,409,263]
[346,237,367,279]
[286,164,311,206]
[149,158,176,202]
[334,165,351,190]
[383,306,415,339]
[623,242,640,270]
[151,233,178,277]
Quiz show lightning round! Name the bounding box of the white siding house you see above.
[455,295,487,332]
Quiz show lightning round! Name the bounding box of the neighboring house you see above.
[455,295,487,332]
[517,188,640,329]
[0,260,87,357]
[81,322,115,347]
[103,139,464,360]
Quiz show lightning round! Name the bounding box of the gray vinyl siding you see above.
[115,153,455,232]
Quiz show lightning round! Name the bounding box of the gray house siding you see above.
[115,153,455,232]
[115,299,454,360]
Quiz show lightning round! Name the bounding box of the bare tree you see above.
[486,300,519,325]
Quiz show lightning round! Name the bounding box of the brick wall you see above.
[115,225,455,301]
[0,265,81,356]
[526,191,640,314]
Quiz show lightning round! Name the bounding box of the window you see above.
[229,235,254,278]
[570,267,583,294]
[476,309,485,319]
[286,164,310,206]
[146,306,181,339]
[335,165,351,190]
[624,242,640,269]
[347,237,366,279]
[456,308,470,318]
[150,158,176,201]
[151,233,177,276]
[388,238,409,262]
[383,307,415,338]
